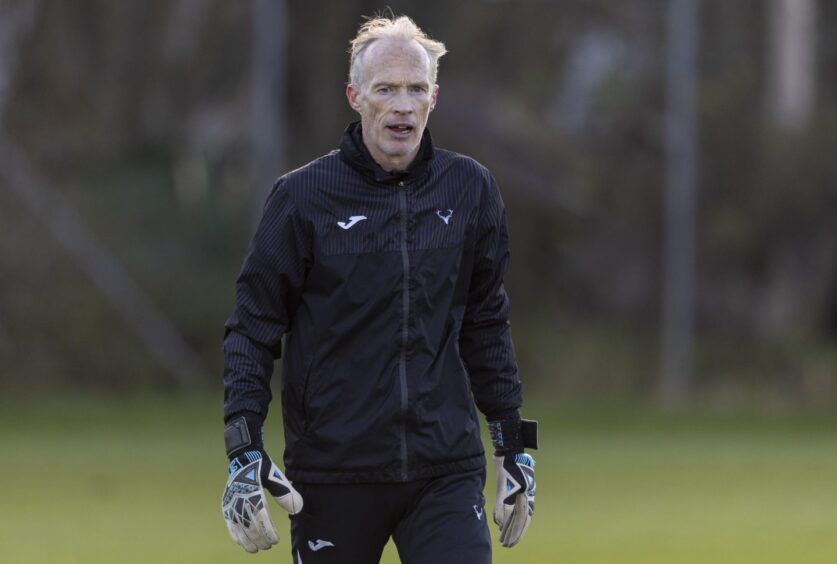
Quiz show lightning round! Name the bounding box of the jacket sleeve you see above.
[458,174,523,420]
[223,179,311,426]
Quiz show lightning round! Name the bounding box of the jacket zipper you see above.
[398,182,410,481]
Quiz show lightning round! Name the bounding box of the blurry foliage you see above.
[0,0,834,398]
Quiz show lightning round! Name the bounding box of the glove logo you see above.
[474,505,484,521]
[308,539,335,552]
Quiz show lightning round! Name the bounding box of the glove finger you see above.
[500,512,520,547]
[501,518,527,548]
[225,518,244,549]
[274,489,303,515]
[500,493,531,548]
[238,514,270,552]
[252,505,279,548]
[274,483,304,515]
[231,492,273,552]
[493,455,513,516]
[499,494,519,547]
[265,462,304,515]
[498,506,516,547]
[493,500,511,528]
[229,521,259,553]
[222,490,258,552]
[493,508,503,527]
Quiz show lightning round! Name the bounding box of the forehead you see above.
[361,38,432,84]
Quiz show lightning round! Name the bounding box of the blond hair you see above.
[348,15,447,87]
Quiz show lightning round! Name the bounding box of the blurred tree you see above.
[768,0,817,131]
[251,0,287,232]
[0,0,206,391]
[661,0,700,403]
[0,0,36,117]
[0,0,834,398]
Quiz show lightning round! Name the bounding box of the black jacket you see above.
[223,122,522,483]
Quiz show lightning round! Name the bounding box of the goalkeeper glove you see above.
[488,415,538,548]
[221,415,303,553]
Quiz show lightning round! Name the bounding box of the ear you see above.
[429,84,439,112]
[346,83,362,113]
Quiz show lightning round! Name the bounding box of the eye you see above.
[410,85,427,93]
[377,86,391,94]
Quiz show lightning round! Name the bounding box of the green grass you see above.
[1,395,837,563]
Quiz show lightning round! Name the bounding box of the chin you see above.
[381,145,412,159]
[391,139,420,153]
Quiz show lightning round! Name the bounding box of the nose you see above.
[392,90,413,114]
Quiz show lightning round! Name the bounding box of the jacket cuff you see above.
[224,411,264,459]
[487,414,539,455]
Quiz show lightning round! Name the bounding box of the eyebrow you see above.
[372,80,430,89]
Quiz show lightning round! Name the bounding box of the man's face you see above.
[346,38,438,172]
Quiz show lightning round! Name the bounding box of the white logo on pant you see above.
[474,505,484,520]
[337,216,367,229]
[308,539,335,552]
[436,209,453,224]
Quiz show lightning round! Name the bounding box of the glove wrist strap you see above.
[488,416,539,455]
[224,412,264,459]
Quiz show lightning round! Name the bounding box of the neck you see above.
[362,131,419,173]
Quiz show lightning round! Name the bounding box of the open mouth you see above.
[386,124,414,137]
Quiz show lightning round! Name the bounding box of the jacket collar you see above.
[339,121,434,185]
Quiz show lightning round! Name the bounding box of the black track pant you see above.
[288,469,491,564]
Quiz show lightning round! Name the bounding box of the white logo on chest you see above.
[337,215,367,230]
[436,209,453,224]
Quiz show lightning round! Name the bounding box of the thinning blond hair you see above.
[348,15,448,87]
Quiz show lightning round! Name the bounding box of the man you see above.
[221,15,538,564]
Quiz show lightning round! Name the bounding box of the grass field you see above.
[1,395,836,563]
